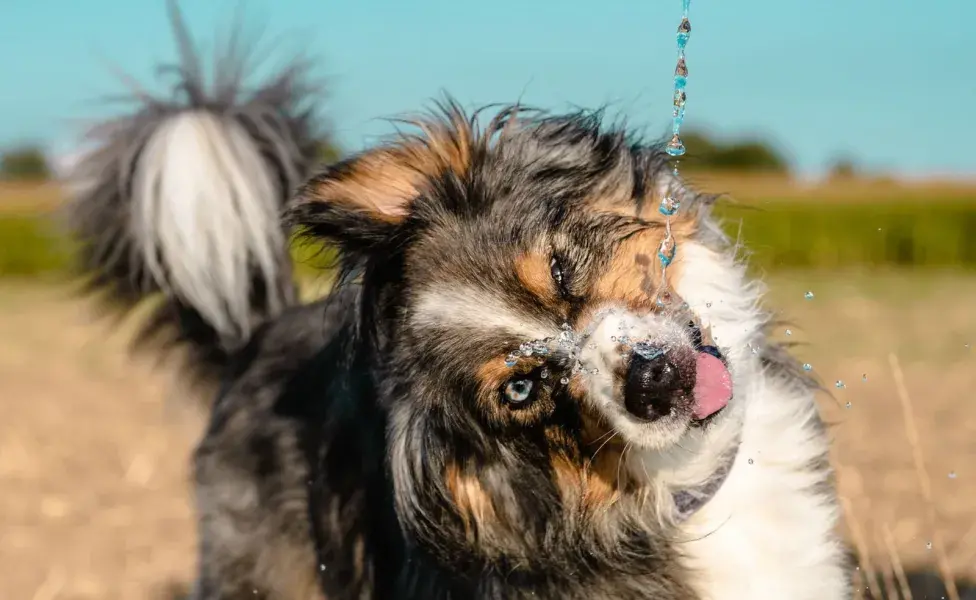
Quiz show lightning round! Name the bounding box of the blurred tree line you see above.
[0,147,50,181]
[3,130,856,182]
[0,139,344,183]
[678,131,790,174]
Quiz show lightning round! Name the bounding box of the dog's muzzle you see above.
[623,348,695,421]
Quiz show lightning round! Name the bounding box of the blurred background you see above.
[1,1,974,599]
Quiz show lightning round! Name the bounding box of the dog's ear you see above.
[287,114,474,255]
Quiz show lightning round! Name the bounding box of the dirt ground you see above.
[1,271,974,599]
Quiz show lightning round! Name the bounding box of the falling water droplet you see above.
[658,238,677,267]
[705,302,712,308]
[949,471,957,479]
[673,89,687,110]
[666,134,686,157]
[845,402,852,409]
[747,458,754,465]
[802,363,813,371]
[861,373,868,382]
[320,564,326,572]
[835,380,846,389]
[804,291,815,300]
[785,329,792,336]
[659,195,681,216]
[677,17,692,49]
[675,57,689,78]
[925,541,933,550]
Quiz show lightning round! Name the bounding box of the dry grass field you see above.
[1,272,973,599]
[1,179,974,599]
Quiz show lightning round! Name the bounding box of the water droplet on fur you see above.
[540,368,549,379]
[785,329,792,336]
[835,380,846,389]
[802,363,813,371]
[845,402,852,409]
[560,377,570,385]
[748,458,754,465]
[504,355,518,368]
[926,541,933,550]
[590,368,600,375]
[634,341,664,361]
[804,291,815,300]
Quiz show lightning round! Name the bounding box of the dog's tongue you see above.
[693,353,733,420]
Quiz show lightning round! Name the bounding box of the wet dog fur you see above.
[66,11,850,600]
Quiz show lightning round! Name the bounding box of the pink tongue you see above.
[693,353,733,420]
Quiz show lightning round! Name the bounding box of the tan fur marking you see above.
[515,250,558,305]
[305,113,474,220]
[550,451,627,512]
[444,462,497,537]
[592,227,692,309]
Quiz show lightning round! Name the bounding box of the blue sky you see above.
[1,0,973,177]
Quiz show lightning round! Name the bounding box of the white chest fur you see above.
[661,240,849,599]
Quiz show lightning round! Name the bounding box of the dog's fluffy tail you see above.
[65,2,322,392]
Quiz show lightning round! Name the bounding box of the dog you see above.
[65,8,850,599]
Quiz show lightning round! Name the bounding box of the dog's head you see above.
[290,103,737,565]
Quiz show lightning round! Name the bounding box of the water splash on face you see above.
[502,306,691,382]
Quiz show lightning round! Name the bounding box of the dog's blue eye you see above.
[503,379,534,404]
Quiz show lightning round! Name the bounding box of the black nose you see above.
[624,352,685,421]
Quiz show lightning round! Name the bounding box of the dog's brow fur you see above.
[411,284,555,340]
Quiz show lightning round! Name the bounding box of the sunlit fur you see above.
[67,24,849,595]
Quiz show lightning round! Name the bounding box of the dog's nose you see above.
[624,352,686,421]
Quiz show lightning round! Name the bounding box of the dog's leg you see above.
[191,430,324,600]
